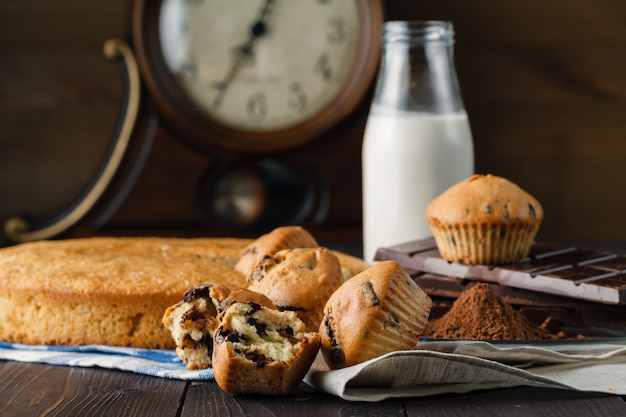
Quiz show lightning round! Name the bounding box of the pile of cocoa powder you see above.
[423,283,555,340]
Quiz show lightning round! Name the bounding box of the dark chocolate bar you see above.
[376,238,626,305]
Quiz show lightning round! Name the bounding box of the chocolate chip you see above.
[244,350,270,368]
[361,281,379,306]
[249,268,265,283]
[279,325,294,337]
[331,347,345,365]
[277,325,299,344]
[324,315,345,366]
[229,332,243,343]
[247,317,267,335]
[247,302,262,313]
[241,246,258,257]
[486,203,494,214]
[248,256,274,283]
[528,203,537,219]
[503,203,510,221]
[299,262,314,270]
[277,305,306,312]
[214,327,243,343]
[180,307,205,324]
[214,327,229,344]
[183,284,212,302]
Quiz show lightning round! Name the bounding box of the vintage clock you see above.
[129,0,385,233]
[133,0,384,153]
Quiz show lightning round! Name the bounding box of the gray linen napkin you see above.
[304,338,626,401]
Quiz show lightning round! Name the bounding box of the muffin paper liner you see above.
[430,222,538,264]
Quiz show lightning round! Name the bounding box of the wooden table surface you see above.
[2,360,625,417]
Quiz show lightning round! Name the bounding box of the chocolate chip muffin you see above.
[247,247,343,332]
[162,283,275,370]
[234,226,319,276]
[212,301,320,395]
[426,174,544,265]
[319,260,432,369]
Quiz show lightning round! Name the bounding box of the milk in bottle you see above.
[362,21,474,262]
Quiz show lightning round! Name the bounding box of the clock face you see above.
[158,0,362,132]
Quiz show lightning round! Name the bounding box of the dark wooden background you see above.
[1,0,625,250]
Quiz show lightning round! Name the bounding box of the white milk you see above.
[362,110,474,262]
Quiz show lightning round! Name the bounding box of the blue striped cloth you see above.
[0,341,214,380]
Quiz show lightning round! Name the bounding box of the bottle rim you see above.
[383,20,454,43]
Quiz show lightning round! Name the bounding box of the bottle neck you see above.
[372,21,465,114]
[383,20,454,44]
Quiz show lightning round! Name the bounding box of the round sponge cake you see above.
[0,237,247,348]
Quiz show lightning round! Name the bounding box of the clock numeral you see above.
[247,93,268,122]
[314,54,332,82]
[179,59,199,80]
[287,83,307,112]
[326,16,347,44]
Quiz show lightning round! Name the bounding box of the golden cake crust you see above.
[0,237,246,348]
[426,174,543,226]
[319,260,432,369]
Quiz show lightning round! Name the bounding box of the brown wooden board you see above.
[2,360,626,417]
[0,360,186,416]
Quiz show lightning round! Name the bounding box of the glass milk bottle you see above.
[362,21,474,262]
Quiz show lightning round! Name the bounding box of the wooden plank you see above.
[0,361,187,417]
[181,381,407,417]
[1,361,625,416]
[404,387,626,417]
[184,381,626,417]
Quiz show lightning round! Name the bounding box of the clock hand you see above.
[212,0,275,109]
